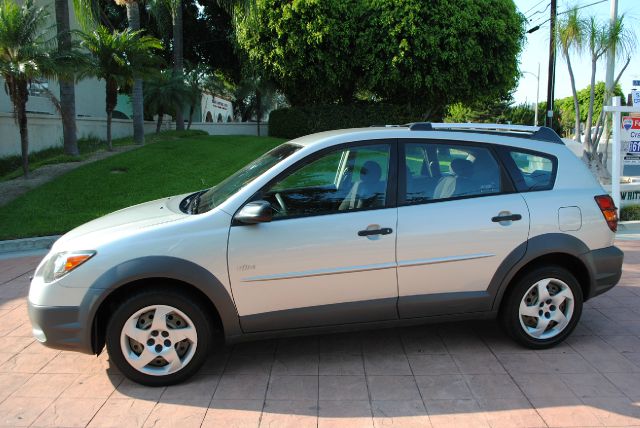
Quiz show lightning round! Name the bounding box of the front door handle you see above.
[358,227,393,237]
[491,214,522,222]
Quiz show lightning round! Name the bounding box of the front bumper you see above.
[585,245,624,299]
[28,302,94,354]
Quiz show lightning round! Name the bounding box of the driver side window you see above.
[260,144,391,219]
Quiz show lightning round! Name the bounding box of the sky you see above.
[513,0,640,105]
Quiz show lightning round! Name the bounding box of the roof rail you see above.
[406,122,564,144]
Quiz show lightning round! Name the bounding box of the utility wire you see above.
[523,0,547,16]
[527,2,550,21]
[527,0,608,33]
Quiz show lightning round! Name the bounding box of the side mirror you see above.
[235,200,273,224]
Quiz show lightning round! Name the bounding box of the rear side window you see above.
[505,150,557,192]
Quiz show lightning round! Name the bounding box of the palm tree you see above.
[78,26,161,150]
[115,0,145,145]
[0,0,75,177]
[144,69,189,133]
[235,73,277,136]
[55,0,78,156]
[556,7,584,143]
[584,15,634,159]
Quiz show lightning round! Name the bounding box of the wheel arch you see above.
[490,233,594,312]
[84,256,242,354]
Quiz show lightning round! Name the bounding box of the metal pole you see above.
[545,0,557,128]
[612,96,621,215]
[535,62,540,126]
[603,0,618,149]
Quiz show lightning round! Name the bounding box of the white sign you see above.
[621,115,640,165]
[633,90,640,108]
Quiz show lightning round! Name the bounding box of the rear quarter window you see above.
[500,149,558,192]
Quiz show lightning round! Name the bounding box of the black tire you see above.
[105,286,213,386]
[500,265,583,349]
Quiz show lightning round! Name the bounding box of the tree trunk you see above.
[187,104,194,130]
[256,89,261,137]
[156,107,164,133]
[55,0,78,156]
[172,0,185,131]
[126,1,145,145]
[105,79,118,151]
[17,90,30,178]
[584,58,597,157]
[565,52,581,144]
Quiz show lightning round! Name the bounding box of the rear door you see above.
[396,139,530,318]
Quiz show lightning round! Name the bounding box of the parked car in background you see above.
[28,123,623,385]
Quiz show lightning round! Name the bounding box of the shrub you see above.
[620,205,640,222]
[269,103,423,139]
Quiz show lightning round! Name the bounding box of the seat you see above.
[433,158,474,199]
[339,161,386,210]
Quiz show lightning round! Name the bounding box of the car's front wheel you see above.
[501,266,583,349]
[105,287,213,386]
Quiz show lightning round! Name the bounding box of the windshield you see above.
[194,143,302,214]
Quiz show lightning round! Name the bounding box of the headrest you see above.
[450,158,473,177]
[361,161,382,183]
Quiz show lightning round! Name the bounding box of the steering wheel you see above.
[274,192,287,215]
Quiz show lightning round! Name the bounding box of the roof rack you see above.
[405,122,564,144]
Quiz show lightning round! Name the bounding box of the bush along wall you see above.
[268,104,424,139]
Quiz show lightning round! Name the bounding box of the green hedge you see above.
[268,104,424,139]
[621,205,640,222]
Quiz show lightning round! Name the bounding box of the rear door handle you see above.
[358,227,393,237]
[491,214,522,222]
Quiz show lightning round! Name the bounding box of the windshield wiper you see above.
[188,192,202,214]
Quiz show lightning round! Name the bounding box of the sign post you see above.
[604,96,640,215]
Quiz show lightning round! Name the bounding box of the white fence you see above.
[0,113,269,158]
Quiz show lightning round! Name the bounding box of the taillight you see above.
[594,195,618,232]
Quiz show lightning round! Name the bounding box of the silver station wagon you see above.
[28,123,623,385]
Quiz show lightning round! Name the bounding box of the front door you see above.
[396,139,530,318]
[228,141,399,332]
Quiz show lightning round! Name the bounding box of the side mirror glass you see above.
[235,200,273,224]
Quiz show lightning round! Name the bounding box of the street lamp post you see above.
[522,62,541,126]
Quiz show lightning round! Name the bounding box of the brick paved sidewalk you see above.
[0,243,639,427]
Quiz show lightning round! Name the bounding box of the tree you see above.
[78,26,161,149]
[583,15,634,162]
[114,0,145,145]
[235,73,278,136]
[55,0,78,156]
[556,82,624,132]
[144,70,188,132]
[0,0,75,177]
[556,7,585,142]
[235,0,525,114]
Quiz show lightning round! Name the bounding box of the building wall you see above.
[201,95,234,123]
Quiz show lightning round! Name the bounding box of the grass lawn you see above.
[0,132,284,240]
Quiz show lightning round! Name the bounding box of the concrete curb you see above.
[0,235,60,255]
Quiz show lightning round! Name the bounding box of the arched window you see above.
[205,112,213,122]
[217,113,223,123]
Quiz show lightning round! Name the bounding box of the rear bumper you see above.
[28,302,94,355]
[585,245,624,299]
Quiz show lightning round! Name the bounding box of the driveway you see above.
[0,242,639,427]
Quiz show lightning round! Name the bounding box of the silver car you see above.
[28,123,623,385]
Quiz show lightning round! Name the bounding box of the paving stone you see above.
[260,400,317,428]
[318,400,373,428]
[266,375,318,401]
[371,400,432,428]
[202,399,263,428]
[319,352,365,375]
[33,397,106,427]
[319,375,369,401]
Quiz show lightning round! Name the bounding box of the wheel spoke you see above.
[535,279,552,303]
[150,306,170,331]
[162,347,183,372]
[551,310,569,332]
[552,288,572,305]
[529,317,551,338]
[519,301,540,318]
[129,348,156,370]
[123,318,149,344]
[170,326,197,344]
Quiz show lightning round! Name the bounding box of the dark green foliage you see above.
[268,104,424,139]
[236,0,525,111]
[620,205,640,222]
[556,82,625,131]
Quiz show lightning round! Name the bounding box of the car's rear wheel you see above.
[105,288,213,386]
[501,266,583,349]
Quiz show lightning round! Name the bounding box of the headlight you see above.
[40,251,96,283]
